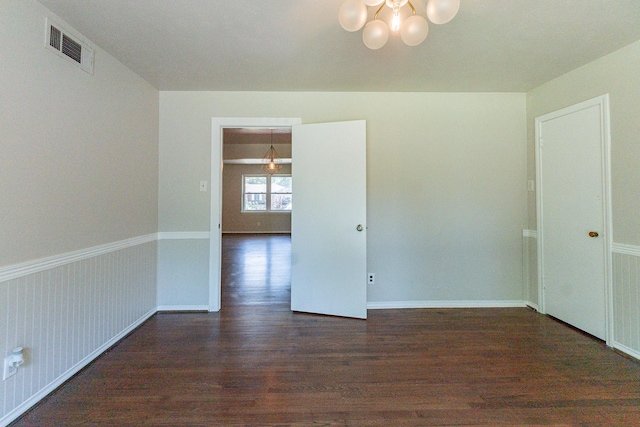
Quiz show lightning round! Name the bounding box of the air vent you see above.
[61,34,82,64]
[45,18,94,74]
[49,25,61,50]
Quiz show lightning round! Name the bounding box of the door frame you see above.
[534,94,613,344]
[209,117,301,312]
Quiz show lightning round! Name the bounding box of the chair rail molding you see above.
[612,242,640,256]
[0,234,157,282]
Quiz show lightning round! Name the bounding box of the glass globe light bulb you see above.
[426,0,460,25]
[362,19,390,49]
[400,15,429,46]
[339,0,368,32]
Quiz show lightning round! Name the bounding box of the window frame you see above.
[241,174,292,213]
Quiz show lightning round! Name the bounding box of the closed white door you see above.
[291,120,367,319]
[536,96,611,340]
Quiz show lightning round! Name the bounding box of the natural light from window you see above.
[243,175,292,212]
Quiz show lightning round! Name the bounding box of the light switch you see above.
[200,181,208,192]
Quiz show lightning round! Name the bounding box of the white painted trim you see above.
[157,305,209,311]
[612,243,640,257]
[367,300,528,309]
[535,94,613,345]
[157,231,210,240]
[0,308,156,427]
[612,341,640,361]
[210,117,302,313]
[522,229,538,238]
[602,95,615,347]
[525,302,540,311]
[0,233,157,283]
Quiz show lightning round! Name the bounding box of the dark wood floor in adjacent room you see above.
[12,234,640,426]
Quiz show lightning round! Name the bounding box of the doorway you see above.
[220,126,293,308]
[210,117,301,312]
[535,95,612,342]
[210,118,301,311]
[210,118,368,318]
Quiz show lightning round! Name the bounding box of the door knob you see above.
[589,231,599,238]
[356,224,364,232]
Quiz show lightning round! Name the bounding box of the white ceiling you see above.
[37,0,640,92]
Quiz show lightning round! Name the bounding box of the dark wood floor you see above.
[12,234,640,426]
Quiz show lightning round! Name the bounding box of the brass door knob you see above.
[589,231,599,238]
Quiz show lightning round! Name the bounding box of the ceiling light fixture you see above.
[262,129,283,174]
[339,0,460,49]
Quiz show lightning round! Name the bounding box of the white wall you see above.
[157,237,209,310]
[159,91,528,307]
[0,1,159,424]
[526,39,640,358]
[0,0,159,267]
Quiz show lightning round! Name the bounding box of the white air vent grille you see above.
[61,34,82,63]
[49,25,61,50]
[45,18,94,74]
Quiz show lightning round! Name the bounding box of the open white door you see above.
[291,120,367,319]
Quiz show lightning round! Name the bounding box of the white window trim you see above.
[242,174,292,213]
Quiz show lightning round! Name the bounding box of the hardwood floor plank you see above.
[11,234,640,426]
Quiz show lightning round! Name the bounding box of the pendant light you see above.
[262,129,283,174]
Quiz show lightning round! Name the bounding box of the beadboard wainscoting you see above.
[612,244,640,360]
[0,236,158,426]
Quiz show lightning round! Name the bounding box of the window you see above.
[243,175,292,212]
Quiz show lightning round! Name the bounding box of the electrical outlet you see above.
[368,273,375,285]
[3,357,17,381]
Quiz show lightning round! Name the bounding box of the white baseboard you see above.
[367,300,528,309]
[612,341,640,361]
[0,308,157,427]
[525,301,540,311]
[157,305,209,312]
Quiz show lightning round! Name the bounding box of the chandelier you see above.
[261,129,283,174]
[339,0,460,49]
